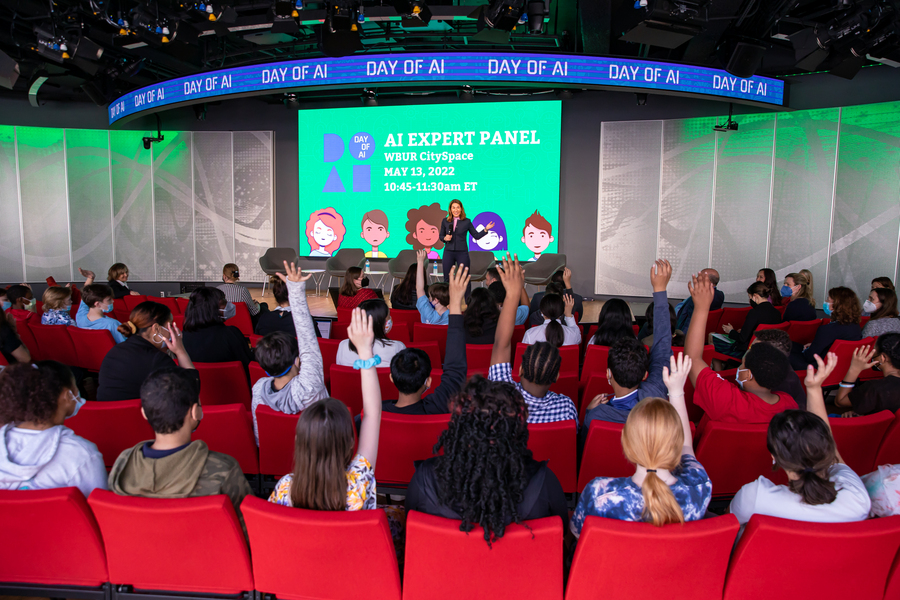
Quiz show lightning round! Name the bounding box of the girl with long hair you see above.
[731,352,870,524]
[462,287,500,344]
[522,293,581,347]
[861,288,900,338]
[756,268,783,305]
[269,307,384,511]
[589,298,636,346]
[338,266,378,308]
[571,353,712,534]
[336,298,405,366]
[781,271,818,322]
[182,287,252,374]
[390,263,419,311]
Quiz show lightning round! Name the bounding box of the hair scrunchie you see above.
[126,321,137,334]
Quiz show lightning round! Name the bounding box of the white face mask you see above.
[152,326,171,350]
[735,368,750,389]
[863,299,879,313]
[384,317,393,334]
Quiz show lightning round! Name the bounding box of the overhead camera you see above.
[713,103,738,132]
[142,114,165,149]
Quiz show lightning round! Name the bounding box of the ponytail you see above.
[789,469,838,506]
[117,301,172,338]
[540,293,565,349]
[768,410,839,506]
[621,398,685,527]
[640,471,686,527]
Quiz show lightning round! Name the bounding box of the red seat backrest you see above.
[194,361,252,410]
[225,302,254,337]
[242,496,401,600]
[821,337,876,388]
[580,345,611,388]
[787,319,822,345]
[390,308,420,338]
[28,323,78,366]
[89,489,254,595]
[317,338,342,389]
[249,361,268,388]
[515,343,580,377]
[194,404,259,475]
[874,410,900,467]
[14,321,43,361]
[330,365,434,410]
[695,421,787,497]
[466,344,494,374]
[329,321,349,340]
[122,295,148,311]
[753,321,790,337]
[66,399,154,468]
[403,510,563,600]
[0,487,109,587]
[567,514,740,600]
[248,334,263,348]
[256,405,301,477]
[704,309,724,339]
[577,420,632,492]
[112,298,129,323]
[69,327,117,372]
[723,514,900,600]
[413,323,449,360]
[580,375,614,421]
[528,420,577,494]
[386,324,411,344]
[175,297,189,314]
[828,410,894,475]
[335,306,354,322]
[172,314,185,330]
[147,296,181,315]
[406,341,442,369]
[720,307,752,331]
[375,412,450,487]
[511,324,526,347]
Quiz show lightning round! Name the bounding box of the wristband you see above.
[840,379,858,385]
[353,355,382,370]
[838,383,855,389]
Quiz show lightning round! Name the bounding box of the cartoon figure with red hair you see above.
[305,208,346,257]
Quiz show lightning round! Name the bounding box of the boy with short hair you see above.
[685,272,797,423]
[753,328,807,410]
[108,367,253,528]
[5,285,39,324]
[521,211,555,262]
[415,249,450,325]
[76,283,126,343]
[384,265,468,414]
[251,262,329,443]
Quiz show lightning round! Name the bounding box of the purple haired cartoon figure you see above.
[468,212,507,252]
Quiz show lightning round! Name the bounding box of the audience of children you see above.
[528,267,584,326]
[335,298,405,366]
[522,292,581,347]
[414,248,450,325]
[254,276,322,338]
[76,283,127,344]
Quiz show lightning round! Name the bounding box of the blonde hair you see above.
[41,286,72,310]
[787,271,815,306]
[107,262,128,281]
[223,263,239,281]
[621,398,685,527]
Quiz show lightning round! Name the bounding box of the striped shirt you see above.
[218,283,259,316]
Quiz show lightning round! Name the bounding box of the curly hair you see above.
[433,376,532,545]
[405,203,446,251]
[827,286,861,326]
[0,361,75,425]
[463,287,500,338]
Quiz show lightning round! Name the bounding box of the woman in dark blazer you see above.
[439,199,494,297]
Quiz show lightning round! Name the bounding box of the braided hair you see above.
[433,375,532,545]
[521,342,561,385]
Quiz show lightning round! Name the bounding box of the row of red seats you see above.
[65,397,900,497]
[2,486,899,600]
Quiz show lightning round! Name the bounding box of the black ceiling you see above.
[0,0,898,105]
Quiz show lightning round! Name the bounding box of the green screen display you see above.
[297,101,562,261]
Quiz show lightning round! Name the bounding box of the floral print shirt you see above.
[570,455,712,536]
[268,453,376,510]
[41,308,75,326]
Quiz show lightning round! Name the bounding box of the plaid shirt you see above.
[488,362,578,425]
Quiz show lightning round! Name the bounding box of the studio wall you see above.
[596,101,900,302]
[0,125,274,284]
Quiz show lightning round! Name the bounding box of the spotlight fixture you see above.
[284,93,301,109]
[525,0,548,33]
[635,92,648,105]
[362,89,378,106]
[142,115,165,150]
[391,0,432,26]
[481,0,527,32]
[713,104,738,132]
[555,89,573,100]
[458,85,474,102]
[319,0,364,57]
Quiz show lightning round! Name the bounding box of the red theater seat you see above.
[375,412,450,488]
[695,421,787,498]
[528,420,577,494]
[69,327,116,372]
[29,322,78,365]
[225,302,254,337]
[874,410,900,466]
[577,420,633,492]
[194,361,252,410]
[828,410,893,475]
[413,323,449,360]
[515,343,580,377]
[194,404,259,475]
[66,399,154,468]
[256,405,301,478]
[406,341,442,369]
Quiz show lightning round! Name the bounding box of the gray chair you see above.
[325,248,366,288]
[258,247,299,296]
[468,251,496,286]
[522,253,567,288]
[386,249,417,290]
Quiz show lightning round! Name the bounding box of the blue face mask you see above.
[780,285,793,298]
[102,302,114,313]
[1,300,9,311]
[823,302,832,316]
[220,302,237,321]
[66,391,86,419]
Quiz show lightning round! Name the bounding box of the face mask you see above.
[863,300,878,313]
[1,300,9,311]
[823,302,832,316]
[25,298,36,311]
[152,327,170,350]
[735,368,749,389]
[221,302,237,321]
[780,285,793,298]
[384,318,393,334]
[102,302,114,313]
[66,391,86,419]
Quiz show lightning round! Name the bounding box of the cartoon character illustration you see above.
[360,209,390,258]
[468,212,507,252]
[405,203,446,259]
[305,208,346,257]
[521,210,555,262]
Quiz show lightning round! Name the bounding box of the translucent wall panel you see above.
[659,118,716,294]
[110,130,154,281]
[194,132,235,280]
[0,126,23,282]
[711,114,776,302]
[153,132,195,280]
[768,109,839,301]
[16,127,71,281]
[595,121,662,295]
[233,131,274,283]
[67,129,114,274]
[829,103,900,293]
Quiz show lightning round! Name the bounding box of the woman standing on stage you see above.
[439,200,494,296]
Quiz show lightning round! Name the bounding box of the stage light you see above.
[525,0,547,33]
[391,0,432,26]
[482,0,527,32]
[362,89,378,106]
[458,85,474,101]
[713,103,738,132]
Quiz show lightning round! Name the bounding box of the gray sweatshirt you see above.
[251,278,329,443]
[0,423,108,497]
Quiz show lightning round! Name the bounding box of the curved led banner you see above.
[108,51,785,125]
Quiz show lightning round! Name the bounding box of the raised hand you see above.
[497,253,525,294]
[416,249,428,263]
[850,346,879,373]
[276,261,312,284]
[805,352,838,389]
[347,307,375,360]
[448,264,470,314]
[650,259,672,292]
[662,352,692,396]
[562,267,572,288]
[78,267,96,283]
[688,272,715,310]
[563,293,575,317]
[165,320,189,361]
